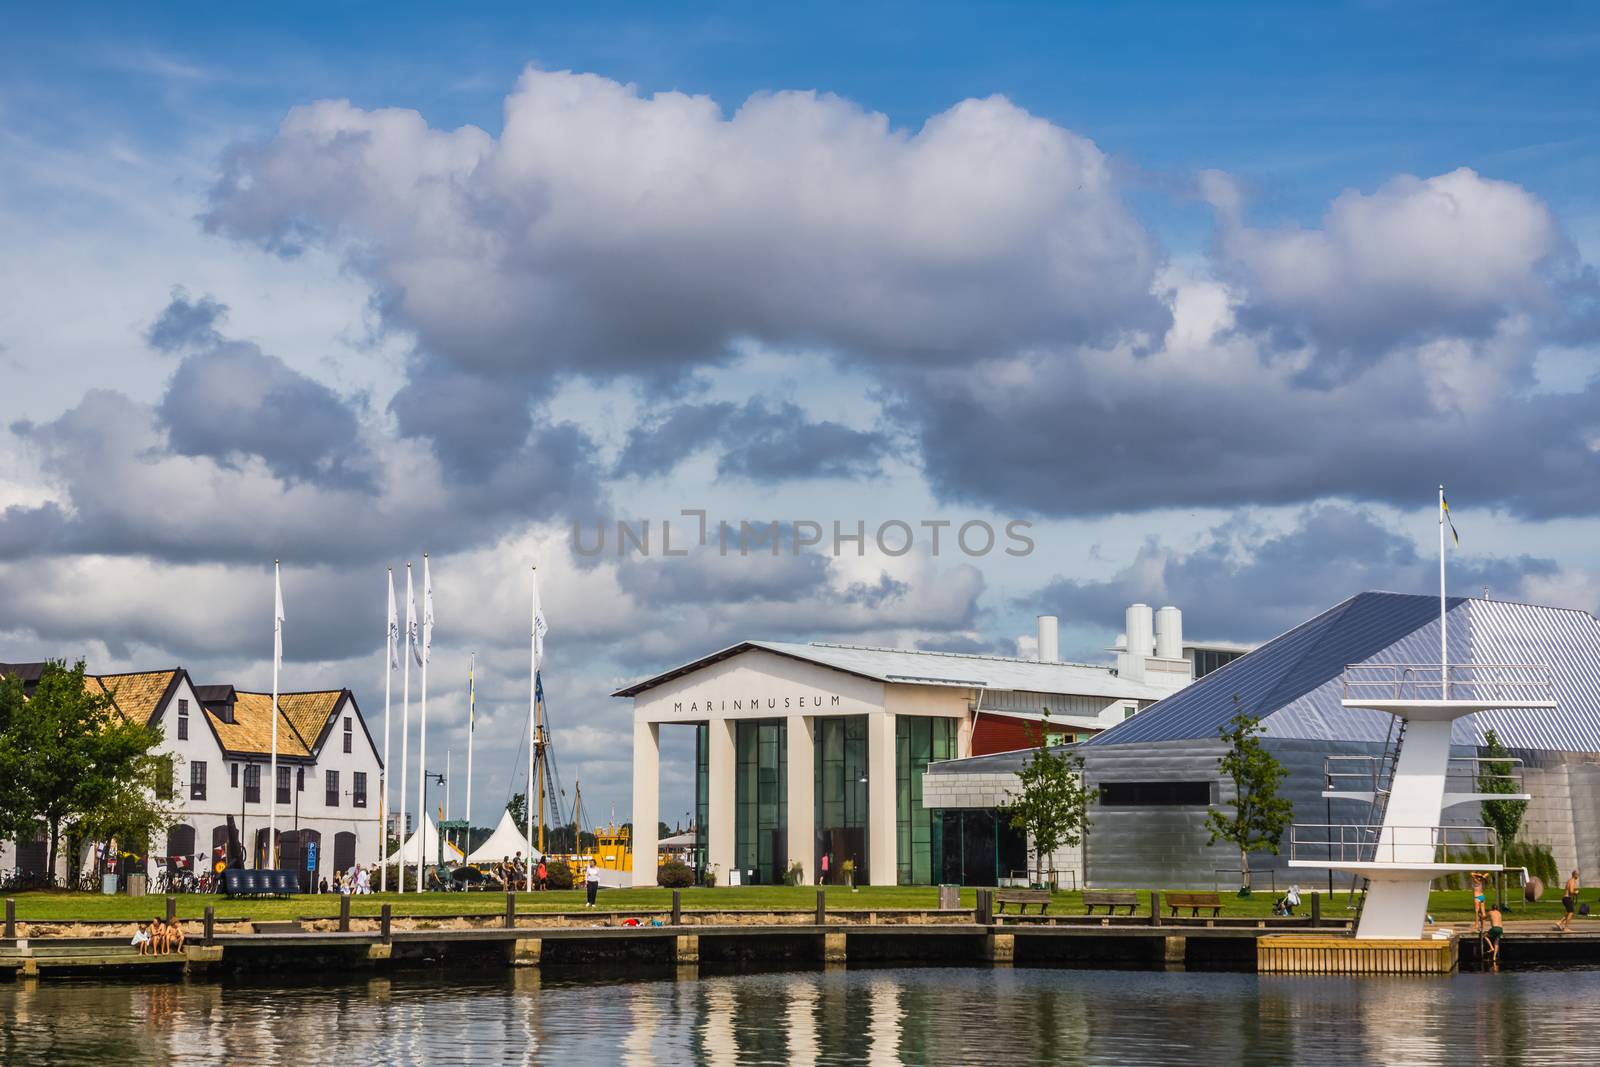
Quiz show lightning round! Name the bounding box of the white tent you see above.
[466,809,540,865]
[395,813,464,867]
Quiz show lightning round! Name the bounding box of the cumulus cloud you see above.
[898,269,1600,519]
[160,340,371,488]
[203,67,1167,382]
[614,397,893,482]
[145,287,228,352]
[1207,168,1590,379]
[1024,504,1570,646]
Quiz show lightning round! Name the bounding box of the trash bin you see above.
[101,874,118,895]
[127,874,147,897]
[938,884,961,910]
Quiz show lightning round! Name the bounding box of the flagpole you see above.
[1439,484,1448,699]
[534,566,547,895]
[399,562,413,893]
[465,652,475,848]
[380,568,394,892]
[269,560,282,871]
[416,553,432,894]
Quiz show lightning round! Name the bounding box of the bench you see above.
[994,889,1051,915]
[1165,891,1223,917]
[1082,890,1140,916]
[223,869,300,898]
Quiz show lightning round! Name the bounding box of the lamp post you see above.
[421,769,446,888]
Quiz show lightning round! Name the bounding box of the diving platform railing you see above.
[1342,663,1555,704]
[1322,755,1527,804]
[1289,823,1499,870]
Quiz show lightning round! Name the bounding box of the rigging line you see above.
[507,689,530,808]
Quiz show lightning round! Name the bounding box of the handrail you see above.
[1289,823,1499,866]
[1342,663,1554,703]
[1321,755,1524,793]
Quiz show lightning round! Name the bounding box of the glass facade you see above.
[895,717,957,885]
[733,720,787,884]
[814,716,869,884]
[934,808,1030,886]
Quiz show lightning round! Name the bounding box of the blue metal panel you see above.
[1088,591,1600,753]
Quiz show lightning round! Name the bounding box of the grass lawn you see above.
[10,883,1594,924]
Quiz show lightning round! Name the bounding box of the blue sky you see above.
[2,3,1597,825]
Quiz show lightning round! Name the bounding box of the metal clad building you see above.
[925,591,1600,889]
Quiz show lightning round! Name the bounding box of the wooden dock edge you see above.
[1257,935,1458,975]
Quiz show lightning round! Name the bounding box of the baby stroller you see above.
[1273,885,1302,917]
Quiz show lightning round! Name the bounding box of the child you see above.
[1486,906,1503,965]
[166,917,186,954]
[132,921,153,956]
[150,916,169,955]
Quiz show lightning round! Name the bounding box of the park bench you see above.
[994,889,1051,915]
[223,869,300,898]
[1165,891,1223,917]
[1082,890,1139,916]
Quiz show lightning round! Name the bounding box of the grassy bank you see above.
[7,885,1592,924]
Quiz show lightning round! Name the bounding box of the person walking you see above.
[1557,870,1580,932]
[819,851,830,886]
[537,859,548,891]
[585,861,601,909]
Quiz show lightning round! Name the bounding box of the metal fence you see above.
[1288,823,1499,866]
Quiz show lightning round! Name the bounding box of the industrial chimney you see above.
[1124,603,1154,658]
[1037,615,1059,664]
[1154,606,1183,660]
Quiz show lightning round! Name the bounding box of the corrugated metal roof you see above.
[614,640,1171,701]
[1087,592,1600,752]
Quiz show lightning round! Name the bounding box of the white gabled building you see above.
[0,662,384,888]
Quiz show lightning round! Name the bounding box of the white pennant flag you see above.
[387,568,400,669]
[406,565,421,667]
[422,555,434,664]
[274,563,286,657]
[531,571,549,672]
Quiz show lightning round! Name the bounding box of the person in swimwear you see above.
[1485,905,1503,965]
[1471,871,1488,933]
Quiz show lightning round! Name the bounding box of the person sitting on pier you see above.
[1486,906,1503,965]
[1273,885,1302,917]
[132,920,154,955]
[150,915,170,955]
[166,917,186,954]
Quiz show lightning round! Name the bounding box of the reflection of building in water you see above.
[699,980,738,1067]
[621,983,659,1067]
[866,978,903,1067]
[784,979,819,1067]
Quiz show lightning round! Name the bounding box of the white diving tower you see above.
[1289,663,1555,940]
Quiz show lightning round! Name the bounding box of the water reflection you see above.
[3,966,1599,1066]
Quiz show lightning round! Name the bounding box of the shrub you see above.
[657,860,695,888]
[544,859,573,891]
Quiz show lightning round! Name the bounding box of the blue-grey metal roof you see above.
[1086,591,1600,752]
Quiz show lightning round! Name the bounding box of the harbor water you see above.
[4,965,1597,1065]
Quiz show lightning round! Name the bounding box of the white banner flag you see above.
[387,568,400,669]
[422,555,434,664]
[406,565,421,667]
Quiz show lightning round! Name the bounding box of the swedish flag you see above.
[1442,495,1460,547]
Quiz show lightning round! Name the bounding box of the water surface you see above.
[3,965,1595,1065]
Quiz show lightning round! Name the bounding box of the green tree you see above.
[1002,715,1092,886]
[1205,705,1293,895]
[0,660,171,880]
[507,792,527,829]
[1478,728,1527,909]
